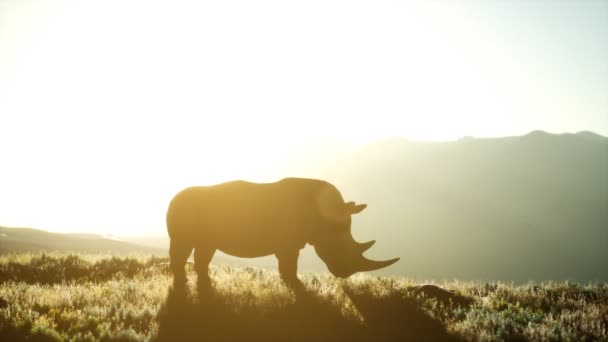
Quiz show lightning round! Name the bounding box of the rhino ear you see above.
[350,203,367,214]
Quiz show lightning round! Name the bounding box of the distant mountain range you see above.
[0,226,167,255]
[319,131,608,282]
[2,131,606,282]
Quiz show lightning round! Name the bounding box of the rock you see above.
[412,284,473,307]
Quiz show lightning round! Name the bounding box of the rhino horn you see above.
[356,240,376,253]
[356,256,400,272]
[345,202,367,215]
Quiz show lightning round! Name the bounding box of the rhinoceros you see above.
[166,177,399,287]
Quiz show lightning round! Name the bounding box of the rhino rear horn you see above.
[357,240,376,253]
[357,256,400,272]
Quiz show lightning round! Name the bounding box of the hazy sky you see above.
[0,0,606,235]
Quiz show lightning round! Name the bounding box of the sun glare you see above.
[1,0,606,235]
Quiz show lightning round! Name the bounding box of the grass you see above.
[0,253,606,341]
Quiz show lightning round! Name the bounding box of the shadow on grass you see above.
[155,284,458,341]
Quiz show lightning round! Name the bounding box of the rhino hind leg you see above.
[194,246,215,288]
[276,249,303,290]
[169,238,193,287]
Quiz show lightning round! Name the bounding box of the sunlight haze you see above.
[1,0,606,236]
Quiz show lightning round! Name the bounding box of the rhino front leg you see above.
[276,249,303,290]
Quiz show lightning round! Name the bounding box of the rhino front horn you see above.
[357,256,400,272]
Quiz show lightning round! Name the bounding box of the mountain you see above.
[0,226,167,255]
[314,131,608,282]
[2,131,606,282]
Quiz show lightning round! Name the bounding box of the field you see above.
[0,254,606,341]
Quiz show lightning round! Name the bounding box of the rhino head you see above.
[311,184,400,278]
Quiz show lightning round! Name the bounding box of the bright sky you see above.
[1,0,607,236]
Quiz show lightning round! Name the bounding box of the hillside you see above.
[311,131,608,282]
[0,253,606,341]
[0,226,166,256]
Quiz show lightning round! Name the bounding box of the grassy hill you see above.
[0,253,606,341]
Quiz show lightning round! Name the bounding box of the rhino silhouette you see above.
[166,178,399,288]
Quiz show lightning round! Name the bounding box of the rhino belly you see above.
[210,219,302,258]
